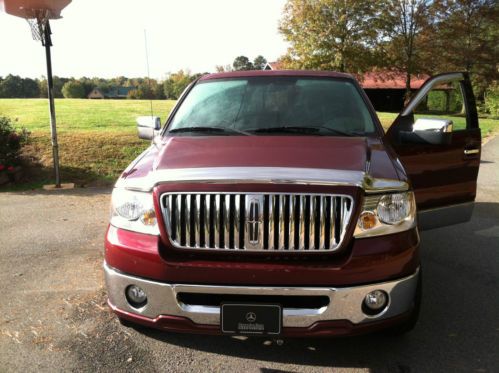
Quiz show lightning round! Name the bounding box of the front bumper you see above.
[105,262,420,336]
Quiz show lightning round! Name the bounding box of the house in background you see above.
[263,61,284,71]
[360,71,428,112]
[87,86,136,99]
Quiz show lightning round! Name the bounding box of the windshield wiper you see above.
[247,126,362,136]
[168,126,251,136]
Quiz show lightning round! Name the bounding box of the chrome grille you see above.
[161,193,354,252]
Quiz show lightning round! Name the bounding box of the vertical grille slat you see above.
[194,194,201,248]
[289,195,296,250]
[224,194,231,249]
[174,195,181,244]
[268,195,275,250]
[162,193,353,253]
[330,196,336,247]
[298,196,305,250]
[309,195,316,250]
[214,195,221,248]
[319,196,326,250]
[234,195,240,249]
[278,195,285,250]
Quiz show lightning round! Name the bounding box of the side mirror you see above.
[400,118,453,145]
[137,116,161,140]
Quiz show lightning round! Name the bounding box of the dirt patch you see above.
[57,289,156,372]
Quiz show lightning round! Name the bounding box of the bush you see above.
[0,116,29,171]
[61,80,86,98]
[484,83,498,119]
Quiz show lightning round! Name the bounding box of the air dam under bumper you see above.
[105,263,419,335]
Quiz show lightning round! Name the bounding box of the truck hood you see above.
[118,136,405,191]
[155,136,367,171]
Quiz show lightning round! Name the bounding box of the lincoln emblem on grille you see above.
[246,195,264,247]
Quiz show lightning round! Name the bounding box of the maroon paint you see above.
[388,129,481,209]
[105,225,419,286]
[199,70,353,81]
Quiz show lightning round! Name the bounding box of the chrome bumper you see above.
[104,262,419,328]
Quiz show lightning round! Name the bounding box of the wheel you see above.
[383,268,422,336]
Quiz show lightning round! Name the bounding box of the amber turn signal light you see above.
[358,211,377,230]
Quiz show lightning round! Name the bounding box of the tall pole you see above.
[43,21,61,188]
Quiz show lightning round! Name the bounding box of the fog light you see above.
[363,290,388,315]
[125,285,147,308]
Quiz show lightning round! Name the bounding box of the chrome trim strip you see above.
[116,167,408,194]
[464,148,479,155]
[105,262,420,327]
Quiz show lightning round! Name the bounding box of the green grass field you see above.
[0,98,497,189]
[0,98,177,132]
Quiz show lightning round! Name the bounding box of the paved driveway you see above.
[1,138,498,372]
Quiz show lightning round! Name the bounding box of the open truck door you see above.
[385,72,481,230]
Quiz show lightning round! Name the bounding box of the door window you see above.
[413,80,469,131]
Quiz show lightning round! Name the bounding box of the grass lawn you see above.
[0,98,497,189]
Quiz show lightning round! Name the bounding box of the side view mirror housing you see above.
[137,116,161,140]
[400,118,453,145]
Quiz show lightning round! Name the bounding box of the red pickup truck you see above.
[104,70,481,337]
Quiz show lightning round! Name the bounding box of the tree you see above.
[163,70,198,99]
[279,0,380,72]
[215,64,232,72]
[377,0,433,99]
[232,56,254,71]
[253,55,268,70]
[61,80,86,98]
[21,78,40,98]
[431,0,498,100]
[0,75,24,98]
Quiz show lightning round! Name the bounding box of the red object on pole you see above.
[0,0,70,19]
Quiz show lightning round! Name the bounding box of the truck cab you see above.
[105,70,480,337]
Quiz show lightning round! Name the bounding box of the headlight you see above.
[110,188,159,235]
[354,191,416,238]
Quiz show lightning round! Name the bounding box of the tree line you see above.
[0,74,199,100]
[0,55,269,100]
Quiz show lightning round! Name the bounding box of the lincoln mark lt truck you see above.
[105,70,481,337]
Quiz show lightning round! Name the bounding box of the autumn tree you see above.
[163,70,201,99]
[376,0,434,99]
[431,0,498,99]
[279,0,380,72]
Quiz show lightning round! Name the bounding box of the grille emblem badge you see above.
[245,195,264,248]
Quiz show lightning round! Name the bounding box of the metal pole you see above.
[43,21,61,188]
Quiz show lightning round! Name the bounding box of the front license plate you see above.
[221,303,282,335]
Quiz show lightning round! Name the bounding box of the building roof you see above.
[106,86,135,97]
[264,61,285,70]
[359,71,429,89]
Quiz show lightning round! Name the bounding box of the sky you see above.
[0,0,288,79]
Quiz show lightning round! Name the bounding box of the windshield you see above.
[167,77,376,136]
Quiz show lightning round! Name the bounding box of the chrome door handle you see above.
[464,148,479,155]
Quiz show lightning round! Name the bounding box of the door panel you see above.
[385,72,481,229]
